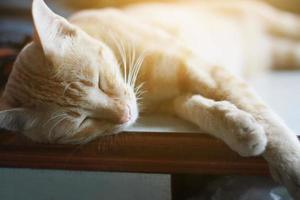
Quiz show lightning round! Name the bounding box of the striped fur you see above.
[0,0,300,197]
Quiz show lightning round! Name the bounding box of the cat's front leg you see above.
[172,94,267,157]
[209,66,300,199]
[265,124,300,199]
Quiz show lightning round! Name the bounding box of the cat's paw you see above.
[269,157,300,199]
[227,110,267,157]
[214,102,267,156]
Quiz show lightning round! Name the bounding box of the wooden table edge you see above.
[0,131,299,175]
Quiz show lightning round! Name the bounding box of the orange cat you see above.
[0,0,299,198]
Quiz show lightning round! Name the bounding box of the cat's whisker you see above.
[127,42,136,86]
[136,92,146,101]
[43,112,68,127]
[129,59,138,87]
[48,113,67,122]
[135,88,146,97]
[137,89,147,96]
[131,53,145,87]
[116,38,145,89]
[129,61,137,86]
[119,38,128,83]
[129,49,147,88]
[130,44,136,85]
[135,83,145,93]
[134,82,146,101]
[108,31,128,83]
[134,82,145,93]
[136,90,147,107]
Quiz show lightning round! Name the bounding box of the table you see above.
[0,71,299,200]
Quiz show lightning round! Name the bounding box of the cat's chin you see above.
[111,102,139,133]
[110,114,138,134]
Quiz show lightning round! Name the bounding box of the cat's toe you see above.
[237,124,267,157]
[226,111,267,157]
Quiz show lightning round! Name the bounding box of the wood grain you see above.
[0,131,281,175]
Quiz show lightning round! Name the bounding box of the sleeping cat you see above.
[0,0,299,198]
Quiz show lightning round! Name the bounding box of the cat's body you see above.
[1,0,300,198]
[72,1,300,76]
[70,0,300,108]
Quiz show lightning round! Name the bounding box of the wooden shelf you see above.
[0,131,272,175]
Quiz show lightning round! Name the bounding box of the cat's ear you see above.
[32,0,77,57]
[0,100,36,132]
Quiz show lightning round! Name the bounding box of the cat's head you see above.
[0,0,139,143]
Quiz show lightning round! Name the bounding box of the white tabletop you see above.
[251,71,300,135]
[125,71,300,135]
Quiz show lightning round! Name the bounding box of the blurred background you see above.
[0,1,299,200]
[1,0,300,12]
[0,0,300,90]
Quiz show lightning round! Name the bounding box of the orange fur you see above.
[0,0,300,197]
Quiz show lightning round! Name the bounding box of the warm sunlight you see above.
[0,1,299,200]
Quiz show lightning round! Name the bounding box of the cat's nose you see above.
[116,105,131,124]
